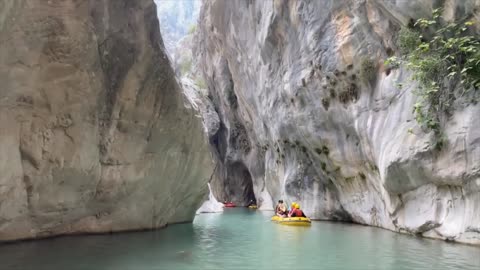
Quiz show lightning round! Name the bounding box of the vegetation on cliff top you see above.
[387,9,480,150]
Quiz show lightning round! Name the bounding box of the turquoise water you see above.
[1,208,479,270]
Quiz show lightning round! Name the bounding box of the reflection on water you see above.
[0,208,479,270]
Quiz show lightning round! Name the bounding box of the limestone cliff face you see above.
[197,0,480,244]
[0,0,214,241]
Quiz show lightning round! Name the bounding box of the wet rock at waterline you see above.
[0,0,213,241]
[196,184,224,214]
[197,0,480,244]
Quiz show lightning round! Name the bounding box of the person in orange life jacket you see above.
[288,203,306,218]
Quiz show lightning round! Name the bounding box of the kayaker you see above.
[289,203,306,218]
[275,200,287,217]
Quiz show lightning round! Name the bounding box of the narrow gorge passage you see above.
[1,0,480,269]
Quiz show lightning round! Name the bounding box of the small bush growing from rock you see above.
[320,162,327,171]
[360,58,377,82]
[321,145,330,155]
[338,91,349,104]
[347,83,358,99]
[388,8,480,150]
[322,98,330,110]
[397,27,420,54]
[329,88,336,98]
[339,84,359,104]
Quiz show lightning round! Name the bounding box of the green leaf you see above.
[447,71,457,78]
[419,43,430,51]
[397,9,479,138]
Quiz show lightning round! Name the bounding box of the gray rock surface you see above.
[173,29,225,208]
[0,0,213,241]
[197,0,480,244]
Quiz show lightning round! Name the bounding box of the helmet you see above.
[295,204,300,209]
[291,202,296,206]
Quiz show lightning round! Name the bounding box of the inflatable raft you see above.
[271,216,311,226]
[248,205,258,209]
[224,202,236,208]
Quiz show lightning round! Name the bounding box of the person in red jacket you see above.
[289,203,306,218]
[287,202,297,217]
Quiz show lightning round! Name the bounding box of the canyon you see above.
[0,0,479,247]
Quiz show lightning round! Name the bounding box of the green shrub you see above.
[387,9,480,150]
[384,56,401,70]
[397,27,421,54]
[321,98,330,110]
[320,162,327,171]
[321,145,330,155]
[360,58,377,82]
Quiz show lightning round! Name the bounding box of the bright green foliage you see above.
[397,27,421,54]
[384,56,401,69]
[387,8,480,149]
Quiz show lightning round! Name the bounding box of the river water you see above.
[1,208,479,270]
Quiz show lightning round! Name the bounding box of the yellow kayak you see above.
[248,205,258,209]
[271,216,311,226]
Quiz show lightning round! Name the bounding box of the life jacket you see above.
[294,209,305,217]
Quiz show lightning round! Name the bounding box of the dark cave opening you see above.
[225,161,256,206]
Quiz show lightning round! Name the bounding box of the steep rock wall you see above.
[0,0,214,241]
[197,0,480,244]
